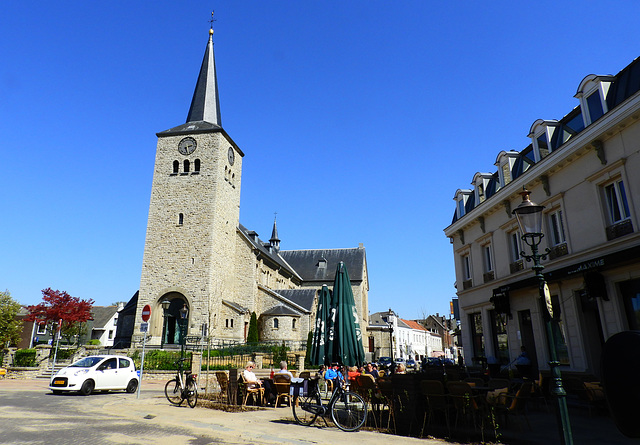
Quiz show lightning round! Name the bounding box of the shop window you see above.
[490,310,509,365]
[469,312,485,360]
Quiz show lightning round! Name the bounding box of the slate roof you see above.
[369,311,393,329]
[238,224,302,281]
[279,247,366,282]
[222,300,249,314]
[274,289,317,312]
[91,306,118,329]
[262,305,302,316]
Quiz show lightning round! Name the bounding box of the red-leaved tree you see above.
[26,288,94,345]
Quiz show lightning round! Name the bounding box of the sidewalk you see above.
[1,378,449,445]
[2,377,634,444]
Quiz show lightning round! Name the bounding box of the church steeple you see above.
[270,215,281,252]
[186,27,222,126]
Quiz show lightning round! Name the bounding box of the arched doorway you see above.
[160,294,189,346]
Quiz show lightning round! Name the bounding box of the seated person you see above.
[347,366,359,382]
[365,363,379,379]
[243,361,263,389]
[324,363,343,382]
[275,360,293,380]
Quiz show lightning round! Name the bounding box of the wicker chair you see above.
[239,374,264,406]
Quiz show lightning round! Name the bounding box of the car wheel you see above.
[126,379,138,394]
[80,380,94,396]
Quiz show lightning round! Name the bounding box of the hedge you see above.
[14,349,37,367]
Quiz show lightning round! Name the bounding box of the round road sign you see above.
[141,304,151,322]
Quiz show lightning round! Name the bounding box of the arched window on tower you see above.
[194,159,200,172]
[173,160,179,174]
[292,319,297,330]
[178,213,184,225]
[184,160,190,173]
[273,318,279,329]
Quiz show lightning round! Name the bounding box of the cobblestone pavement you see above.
[0,378,450,445]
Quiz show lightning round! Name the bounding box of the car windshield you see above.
[69,357,104,368]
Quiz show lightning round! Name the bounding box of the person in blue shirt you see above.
[324,363,339,381]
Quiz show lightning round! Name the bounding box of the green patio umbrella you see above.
[327,261,366,366]
[309,284,332,366]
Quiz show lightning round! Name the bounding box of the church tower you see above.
[136,27,243,345]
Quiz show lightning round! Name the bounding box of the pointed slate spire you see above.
[270,214,280,252]
[186,28,222,126]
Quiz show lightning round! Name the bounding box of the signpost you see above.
[137,305,151,399]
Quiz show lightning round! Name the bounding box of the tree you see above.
[0,290,23,347]
[26,288,94,346]
[247,312,258,343]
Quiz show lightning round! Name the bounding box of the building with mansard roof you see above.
[444,57,640,378]
[117,27,369,349]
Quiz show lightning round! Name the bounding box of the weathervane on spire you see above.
[209,10,216,31]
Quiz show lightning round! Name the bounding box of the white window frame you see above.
[483,244,494,273]
[462,254,472,280]
[547,209,567,246]
[604,179,631,225]
[509,231,522,263]
[36,323,47,335]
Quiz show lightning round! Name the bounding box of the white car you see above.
[49,355,139,395]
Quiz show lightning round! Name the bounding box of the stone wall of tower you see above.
[136,131,242,344]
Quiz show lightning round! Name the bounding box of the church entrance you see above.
[160,294,189,346]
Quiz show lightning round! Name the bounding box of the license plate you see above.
[53,380,65,385]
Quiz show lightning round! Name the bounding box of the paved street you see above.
[0,378,447,445]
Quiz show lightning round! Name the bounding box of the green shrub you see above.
[132,350,191,370]
[56,348,77,360]
[14,349,37,367]
[86,339,100,345]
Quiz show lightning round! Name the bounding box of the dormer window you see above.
[495,150,520,187]
[529,120,560,161]
[575,74,614,126]
[472,173,493,204]
[586,91,604,123]
[454,189,473,219]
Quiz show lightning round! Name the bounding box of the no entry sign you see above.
[141,304,151,322]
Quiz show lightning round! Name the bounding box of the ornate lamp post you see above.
[160,299,171,349]
[386,309,395,362]
[512,189,573,445]
[179,304,189,362]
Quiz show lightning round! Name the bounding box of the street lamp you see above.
[160,299,171,349]
[512,189,573,445]
[386,308,395,362]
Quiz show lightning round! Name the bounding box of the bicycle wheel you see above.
[165,379,183,406]
[186,379,198,408]
[293,393,321,426]
[331,390,367,432]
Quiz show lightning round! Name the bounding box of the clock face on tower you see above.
[178,137,197,155]
[228,147,235,165]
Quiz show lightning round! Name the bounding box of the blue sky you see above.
[2,2,640,321]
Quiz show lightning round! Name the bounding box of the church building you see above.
[116,27,369,349]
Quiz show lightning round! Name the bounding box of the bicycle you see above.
[292,377,367,432]
[164,358,198,408]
